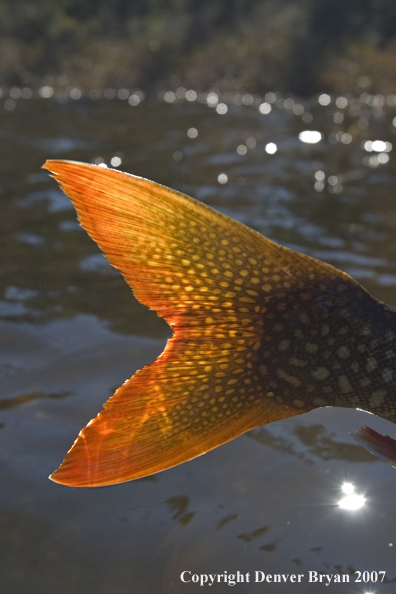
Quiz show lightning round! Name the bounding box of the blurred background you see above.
[2,0,396,96]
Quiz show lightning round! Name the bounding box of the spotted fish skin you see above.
[42,160,396,486]
[256,280,396,421]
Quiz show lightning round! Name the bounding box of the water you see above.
[1,94,396,593]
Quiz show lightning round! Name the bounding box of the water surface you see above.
[1,93,396,593]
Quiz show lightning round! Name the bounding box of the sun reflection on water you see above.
[338,482,366,510]
[299,130,322,144]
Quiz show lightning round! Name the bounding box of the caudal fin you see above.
[43,160,366,487]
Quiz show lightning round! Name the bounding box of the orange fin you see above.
[352,426,396,468]
[43,160,367,487]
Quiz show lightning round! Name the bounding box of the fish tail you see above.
[43,160,375,486]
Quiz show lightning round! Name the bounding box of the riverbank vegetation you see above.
[2,0,396,95]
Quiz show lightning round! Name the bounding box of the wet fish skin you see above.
[42,160,396,487]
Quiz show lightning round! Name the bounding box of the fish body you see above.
[242,279,396,420]
[43,160,396,486]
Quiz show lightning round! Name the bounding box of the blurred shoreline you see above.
[2,0,396,97]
